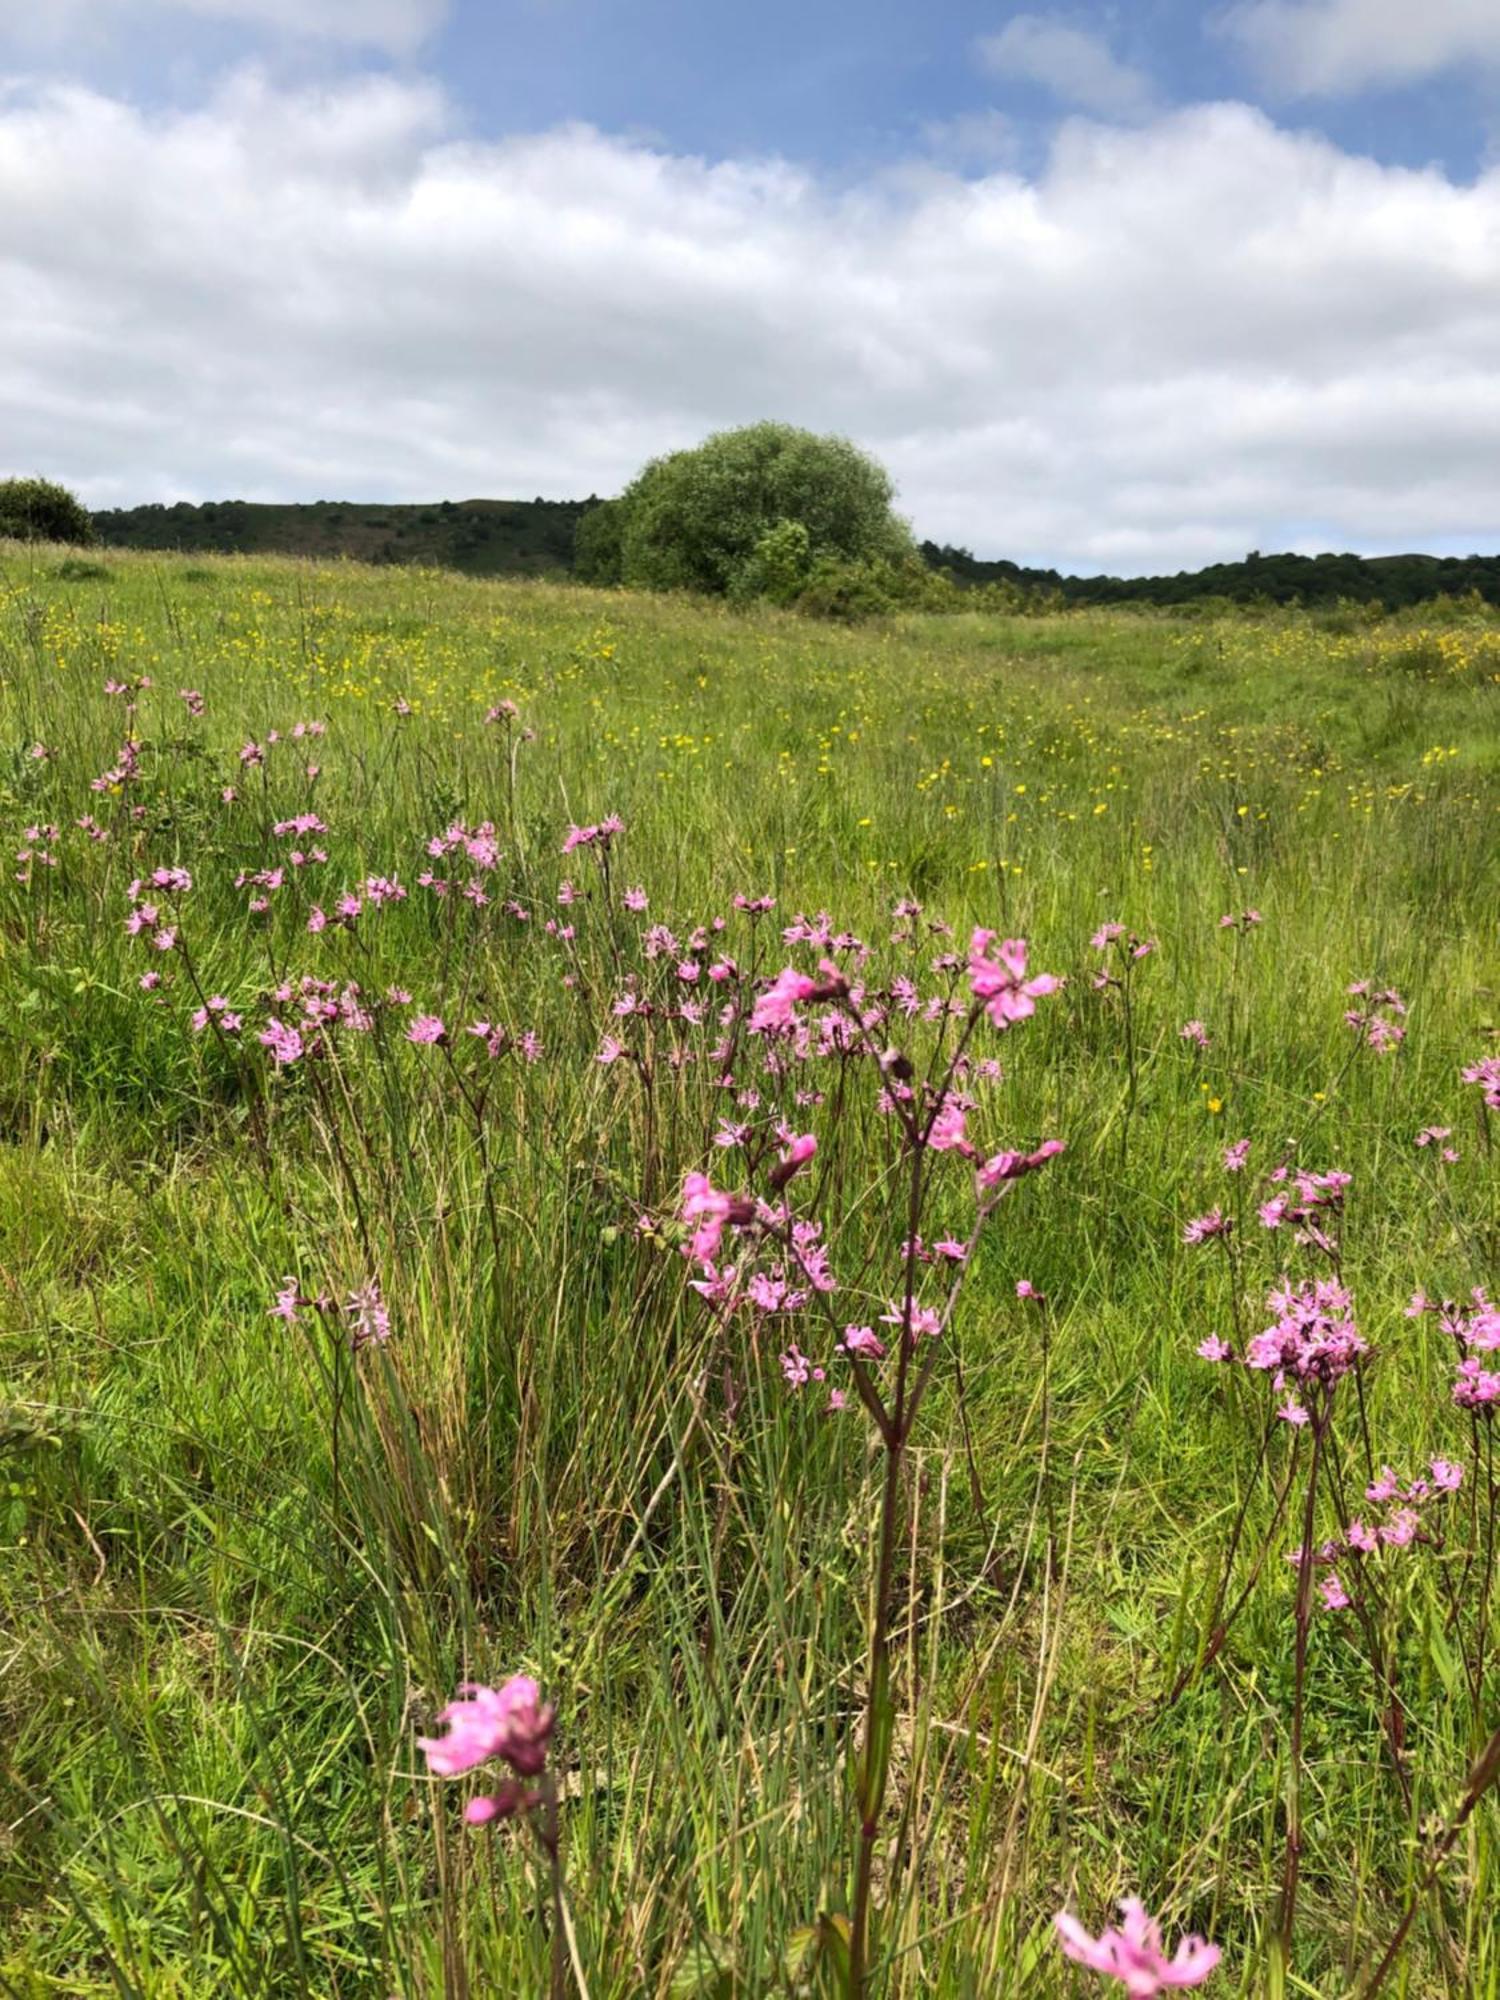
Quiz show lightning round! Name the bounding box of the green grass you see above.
[1,544,1498,1997]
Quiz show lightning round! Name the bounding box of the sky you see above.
[3,0,1500,571]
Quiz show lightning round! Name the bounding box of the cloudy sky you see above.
[3,0,1499,571]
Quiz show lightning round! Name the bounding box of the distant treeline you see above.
[87,497,1500,611]
[920,542,1500,611]
[90,497,592,577]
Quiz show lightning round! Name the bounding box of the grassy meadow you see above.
[1,545,1498,1997]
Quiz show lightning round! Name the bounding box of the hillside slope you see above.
[91,496,592,576]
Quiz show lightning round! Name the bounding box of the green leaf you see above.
[668,1938,737,1998]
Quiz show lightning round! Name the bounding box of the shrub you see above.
[573,498,625,585]
[605,421,911,598]
[729,518,814,605]
[0,476,95,546]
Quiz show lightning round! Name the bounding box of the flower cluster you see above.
[268,1275,391,1350]
[1345,980,1407,1054]
[1246,1277,1366,1402]
[1408,1288,1500,1408]
[1090,921,1156,990]
[1462,1054,1500,1111]
[1256,1166,1350,1257]
[1292,1457,1465,1611]
[560,813,624,855]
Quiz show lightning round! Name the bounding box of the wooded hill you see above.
[88,498,1500,609]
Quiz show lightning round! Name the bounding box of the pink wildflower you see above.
[780,1345,813,1388]
[681,1171,735,1263]
[750,967,821,1033]
[258,1019,304,1067]
[406,1015,447,1046]
[418,1676,555,1780]
[842,1324,886,1360]
[1055,1897,1220,1993]
[770,1132,817,1191]
[927,1098,973,1154]
[268,1278,303,1322]
[967,930,1059,1029]
[346,1280,391,1350]
[1248,1278,1364,1384]
[976,1138,1065,1190]
[1183,1209,1230,1246]
[1319,1573,1350,1611]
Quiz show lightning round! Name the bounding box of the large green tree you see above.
[0,476,95,545]
[583,421,911,598]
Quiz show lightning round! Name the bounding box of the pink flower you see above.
[1179,1020,1210,1051]
[1430,1457,1464,1493]
[841,1324,886,1359]
[1055,1897,1220,1993]
[406,1015,447,1046]
[346,1280,391,1349]
[1183,1209,1230,1246]
[1319,1573,1350,1611]
[976,1138,1065,1190]
[1222,1139,1251,1173]
[1197,1337,1232,1362]
[967,931,1059,1029]
[780,1345,813,1387]
[769,1132,817,1191]
[922,1094,972,1154]
[750,967,820,1032]
[258,1019,304,1067]
[1461,1056,1500,1110]
[268,1278,303,1322]
[1247,1278,1363,1385]
[418,1676,555,1780]
[1381,1508,1420,1548]
[681,1171,734,1263]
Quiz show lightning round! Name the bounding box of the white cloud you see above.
[2,72,1499,569]
[976,15,1156,121]
[1222,0,1500,97]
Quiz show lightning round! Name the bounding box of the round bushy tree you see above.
[606,422,910,598]
[0,476,95,545]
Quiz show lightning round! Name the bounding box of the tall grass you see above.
[1,544,1497,1996]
